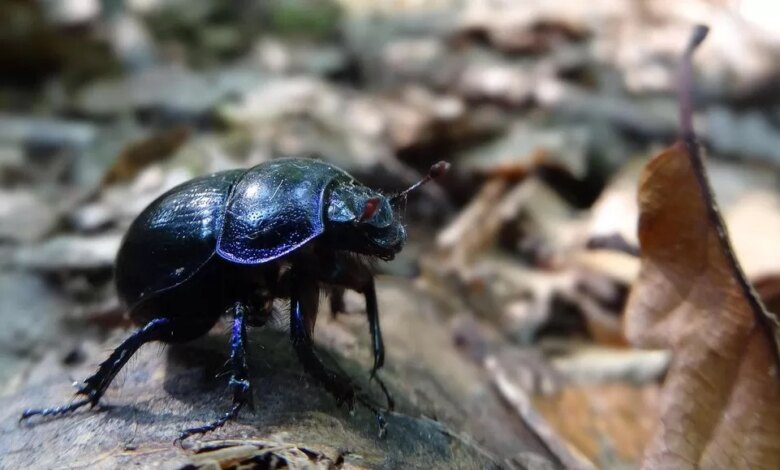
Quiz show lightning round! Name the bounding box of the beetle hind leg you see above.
[178,302,252,442]
[21,318,174,422]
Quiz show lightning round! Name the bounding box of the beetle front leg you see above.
[316,257,385,376]
[315,257,393,411]
[21,318,174,421]
[290,277,355,407]
[362,279,385,377]
[178,302,253,441]
[290,272,389,436]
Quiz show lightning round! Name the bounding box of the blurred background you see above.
[2,0,780,468]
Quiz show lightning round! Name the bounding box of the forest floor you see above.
[2,1,780,468]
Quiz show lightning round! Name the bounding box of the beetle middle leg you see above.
[178,302,252,441]
[20,317,175,421]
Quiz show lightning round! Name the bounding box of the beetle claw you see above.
[377,413,388,439]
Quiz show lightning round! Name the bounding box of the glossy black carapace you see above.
[21,157,449,440]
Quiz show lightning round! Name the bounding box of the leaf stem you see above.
[678,24,709,140]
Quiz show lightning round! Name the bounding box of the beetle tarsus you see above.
[20,318,173,423]
[353,389,389,439]
[20,398,92,422]
[377,413,388,439]
[177,401,244,444]
[369,373,395,412]
[178,303,253,441]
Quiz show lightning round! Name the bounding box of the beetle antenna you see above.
[391,161,450,203]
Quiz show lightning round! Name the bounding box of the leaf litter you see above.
[2,2,780,469]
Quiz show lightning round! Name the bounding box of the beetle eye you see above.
[357,197,381,224]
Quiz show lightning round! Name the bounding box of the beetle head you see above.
[325,161,449,260]
[327,185,406,260]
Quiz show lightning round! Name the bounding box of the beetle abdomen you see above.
[216,158,352,264]
[115,169,244,312]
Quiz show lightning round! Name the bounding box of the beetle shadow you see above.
[155,325,391,439]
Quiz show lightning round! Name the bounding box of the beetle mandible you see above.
[21,157,449,440]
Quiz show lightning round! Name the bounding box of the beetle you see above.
[21,157,449,440]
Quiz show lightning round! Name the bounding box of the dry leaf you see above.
[532,382,660,466]
[624,26,780,469]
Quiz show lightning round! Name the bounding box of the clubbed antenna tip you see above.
[428,161,451,179]
[392,161,450,202]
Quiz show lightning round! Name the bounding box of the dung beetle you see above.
[21,157,449,440]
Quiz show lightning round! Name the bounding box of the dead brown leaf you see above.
[532,382,660,466]
[624,26,780,469]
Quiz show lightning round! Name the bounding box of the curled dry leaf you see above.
[624,25,780,469]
